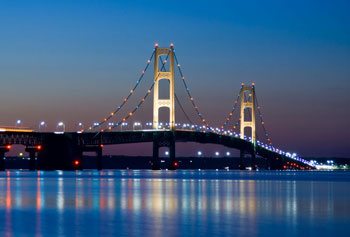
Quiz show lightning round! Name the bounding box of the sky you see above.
[0,0,349,157]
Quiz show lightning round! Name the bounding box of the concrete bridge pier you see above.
[239,148,257,170]
[25,146,41,171]
[151,132,177,170]
[151,138,161,170]
[239,150,246,170]
[97,146,103,170]
[37,134,82,170]
[251,149,257,170]
[265,157,271,170]
[0,151,5,171]
[29,152,35,171]
[0,146,11,171]
[167,139,176,170]
[81,145,103,170]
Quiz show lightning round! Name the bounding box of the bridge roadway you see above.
[0,130,311,170]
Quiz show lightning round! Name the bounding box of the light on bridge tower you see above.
[240,83,256,146]
[153,44,175,130]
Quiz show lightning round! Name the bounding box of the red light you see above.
[6,145,11,150]
[283,165,287,169]
[174,162,178,167]
[36,145,42,150]
[155,43,159,48]
[74,160,79,165]
[100,144,104,148]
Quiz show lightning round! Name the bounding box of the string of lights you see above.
[230,117,241,133]
[173,52,210,128]
[255,94,273,145]
[104,82,156,131]
[86,50,155,131]
[220,87,242,130]
[93,49,172,132]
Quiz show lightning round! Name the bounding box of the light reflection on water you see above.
[0,170,349,236]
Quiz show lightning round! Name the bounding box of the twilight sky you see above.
[0,0,349,157]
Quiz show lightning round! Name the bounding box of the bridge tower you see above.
[240,83,256,145]
[239,83,257,169]
[153,44,175,130]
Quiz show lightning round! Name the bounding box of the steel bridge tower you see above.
[153,45,175,130]
[239,83,257,170]
[240,83,256,146]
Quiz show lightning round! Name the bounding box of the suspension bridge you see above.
[0,44,314,171]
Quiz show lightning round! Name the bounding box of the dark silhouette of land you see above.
[3,156,350,170]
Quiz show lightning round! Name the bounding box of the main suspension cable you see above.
[99,49,172,132]
[173,52,210,128]
[220,87,242,130]
[87,50,155,131]
[255,94,273,145]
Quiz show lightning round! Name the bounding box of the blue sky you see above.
[0,0,349,157]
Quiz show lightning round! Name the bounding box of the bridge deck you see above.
[0,130,312,169]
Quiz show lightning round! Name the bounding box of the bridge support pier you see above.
[37,134,82,170]
[152,140,161,170]
[167,139,176,170]
[81,145,103,170]
[265,158,271,170]
[27,150,36,171]
[239,150,246,170]
[0,146,11,171]
[0,151,4,171]
[29,152,35,171]
[151,132,177,170]
[97,147,103,171]
[25,146,42,171]
[251,150,257,170]
[239,148,257,170]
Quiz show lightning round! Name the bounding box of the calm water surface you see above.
[0,170,349,236]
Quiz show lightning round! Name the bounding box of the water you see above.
[0,170,349,236]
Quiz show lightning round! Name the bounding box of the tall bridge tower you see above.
[153,44,175,130]
[240,83,256,146]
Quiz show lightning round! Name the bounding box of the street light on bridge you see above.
[121,122,128,131]
[56,122,65,132]
[15,119,22,127]
[133,122,142,131]
[39,121,47,132]
[145,122,152,129]
[77,122,84,132]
